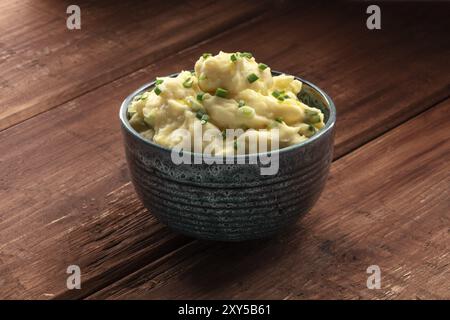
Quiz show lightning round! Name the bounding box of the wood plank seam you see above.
[56,238,199,300]
[84,97,450,299]
[71,96,450,300]
[333,92,450,161]
[0,4,274,133]
[2,2,448,299]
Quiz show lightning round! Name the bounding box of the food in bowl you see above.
[120,51,336,241]
[127,51,325,154]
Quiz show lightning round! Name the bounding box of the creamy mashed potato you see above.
[128,51,325,154]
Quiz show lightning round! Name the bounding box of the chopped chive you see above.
[275,117,283,123]
[196,110,205,119]
[305,109,318,115]
[272,90,284,101]
[155,78,164,85]
[197,92,205,101]
[215,87,228,98]
[200,114,209,124]
[240,52,252,59]
[196,110,208,124]
[305,124,316,137]
[258,63,268,71]
[199,73,207,81]
[230,54,237,62]
[238,100,245,108]
[279,91,288,100]
[298,124,316,137]
[239,106,255,117]
[183,77,193,88]
[154,86,162,95]
[305,109,321,124]
[134,94,142,101]
[202,53,212,59]
[247,73,259,83]
[308,114,321,124]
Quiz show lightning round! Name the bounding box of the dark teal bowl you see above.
[119,72,336,241]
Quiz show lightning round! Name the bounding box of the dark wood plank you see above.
[90,99,450,300]
[0,2,449,299]
[0,0,269,131]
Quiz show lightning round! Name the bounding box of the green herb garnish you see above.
[258,63,268,71]
[308,114,321,123]
[196,110,209,124]
[272,90,285,101]
[239,106,255,117]
[215,87,228,98]
[247,73,259,83]
[200,114,209,124]
[197,92,205,101]
[305,110,321,124]
[183,77,193,88]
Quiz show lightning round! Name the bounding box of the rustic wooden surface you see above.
[90,99,450,300]
[0,1,449,300]
[0,0,269,131]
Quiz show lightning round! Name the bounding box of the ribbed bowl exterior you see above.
[122,128,334,241]
[120,74,335,241]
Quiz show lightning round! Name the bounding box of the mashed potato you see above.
[128,51,325,154]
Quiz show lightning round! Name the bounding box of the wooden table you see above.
[0,0,449,300]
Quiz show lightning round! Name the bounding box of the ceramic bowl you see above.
[120,71,336,241]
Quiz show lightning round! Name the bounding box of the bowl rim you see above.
[119,71,336,158]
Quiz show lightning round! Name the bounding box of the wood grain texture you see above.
[90,99,450,300]
[0,0,269,131]
[0,1,449,299]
